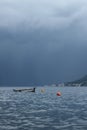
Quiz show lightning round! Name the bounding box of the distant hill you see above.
[65,75,87,86]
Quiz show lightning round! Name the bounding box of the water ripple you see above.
[0,87,87,130]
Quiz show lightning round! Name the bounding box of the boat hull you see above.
[13,88,35,92]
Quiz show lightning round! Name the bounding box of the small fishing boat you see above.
[13,88,35,92]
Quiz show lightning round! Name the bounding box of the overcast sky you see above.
[0,0,87,86]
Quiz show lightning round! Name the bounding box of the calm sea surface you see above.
[0,87,87,130]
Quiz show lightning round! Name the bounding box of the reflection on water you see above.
[0,87,87,130]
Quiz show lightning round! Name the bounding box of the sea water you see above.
[0,87,87,130]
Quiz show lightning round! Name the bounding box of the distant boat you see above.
[13,88,36,92]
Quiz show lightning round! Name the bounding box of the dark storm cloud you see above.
[0,0,87,86]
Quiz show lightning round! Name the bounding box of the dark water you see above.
[0,87,87,130]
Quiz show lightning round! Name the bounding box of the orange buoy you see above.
[56,91,61,96]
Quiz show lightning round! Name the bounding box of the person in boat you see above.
[32,87,35,92]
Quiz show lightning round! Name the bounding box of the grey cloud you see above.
[0,0,87,86]
[0,0,87,29]
[0,25,87,86]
